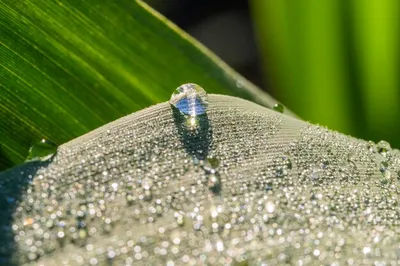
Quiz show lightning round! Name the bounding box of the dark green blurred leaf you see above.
[0,0,288,170]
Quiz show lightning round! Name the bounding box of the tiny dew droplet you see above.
[273,103,284,113]
[208,174,222,194]
[376,140,391,157]
[26,139,57,162]
[380,161,389,173]
[207,156,220,169]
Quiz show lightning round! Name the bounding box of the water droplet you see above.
[207,156,220,168]
[283,154,293,170]
[141,178,153,190]
[377,140,391,157]
[207,174,221,194]
[381,170,391,185]
[143,190,153,202]
[26,139,57,162]
[275,166,287,178]
[174,212,185,226]
[367,141,377,153]
[273,153,292,178]
[266,201,275,213]
[273,103,284,113]
[321,160,329,169]
[126,193,135,206]
[380,161,389,173]
[79,228,87,240]
[236,80,244,88]
[264,182,273,192]
[169,83,208,116]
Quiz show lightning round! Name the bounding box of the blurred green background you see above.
[151,0,400,147]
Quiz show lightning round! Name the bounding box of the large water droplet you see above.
[170,83,208,116]
[25,139,57,162]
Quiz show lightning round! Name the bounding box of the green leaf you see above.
[0,0,290,171]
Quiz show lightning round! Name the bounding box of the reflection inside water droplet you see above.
[25,139,57,162]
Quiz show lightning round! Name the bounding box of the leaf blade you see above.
[0,0,289,170]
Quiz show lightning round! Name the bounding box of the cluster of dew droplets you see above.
[290,126,365,187]
[11,83,400,265]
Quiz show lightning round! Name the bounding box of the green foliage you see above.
[0,0,284,171]
[252,0,400,146]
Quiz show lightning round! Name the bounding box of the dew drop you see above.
[273,103,284,113]
[169,83,208,116]
[321,160,329,169]
[144,190,153,202]
[126,193,135,206]
[264,182,273,192]
[283,154,293,170]
[381,170,391,185]
[377,140,391,157]
[367,141,377,153]
[141,178,153,190]
[207,174,221,194]
[275,166,287,178]
[174,212,185,226]
[266,201,275,213]
[26,139,57,162]
[207,156,220,169]
[380,161,389,173]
